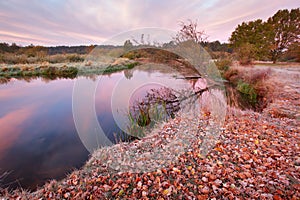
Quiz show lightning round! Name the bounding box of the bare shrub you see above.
[26,56,39,64]
[223,68,239,83]
[48,54,66,63]
[67,54,85,62]
[244,68,272,84]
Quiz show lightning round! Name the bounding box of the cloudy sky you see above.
[0,0,299,46]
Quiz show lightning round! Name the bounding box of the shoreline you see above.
[0,58,139,81]
[1,64,299,199]
[2,106,298,199]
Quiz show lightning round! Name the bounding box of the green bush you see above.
[126,62,139,69]
[9,67,21,72]
[237,80,257,102]
[60,67,78,77]
[103,62,139,74]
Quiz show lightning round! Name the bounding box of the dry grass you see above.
[0,171,10,193]
[223,66,275,109]
[0,53,85,64]
[223,68,239,83]
[243,67,271,84]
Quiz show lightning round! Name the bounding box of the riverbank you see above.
[2,109,299,199]
[231,63,300,120]
[0,58,139,82]
[1,64,299,199]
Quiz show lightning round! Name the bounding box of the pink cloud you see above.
[0,0,299,45]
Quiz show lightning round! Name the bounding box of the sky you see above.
[0,0,299,46]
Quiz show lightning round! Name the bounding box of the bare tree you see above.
[174,19,208,44]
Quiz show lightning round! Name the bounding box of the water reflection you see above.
[0,78,89,190]
[0,106,36,159]
[0,64,203,190]
[0,63,246,191]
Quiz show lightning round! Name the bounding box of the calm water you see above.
[0,77,89,190]
[0,65,253,191]
[0,66,192,190]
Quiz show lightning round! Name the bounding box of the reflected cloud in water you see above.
[0,65,228,190]
[0,77,89,190]
[0,106,37,159]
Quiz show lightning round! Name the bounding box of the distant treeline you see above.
[0,40,233,64]
[202,41,232,53]
[47,45,96,55]
[0,43,120,64]
[0,41,231,55]
[0,43,109,55]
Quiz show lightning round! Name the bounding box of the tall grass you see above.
[126,102,169,138]
[0,171,9,189]
[125,87,179,138]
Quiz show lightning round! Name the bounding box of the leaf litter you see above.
[1,65,299,199]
